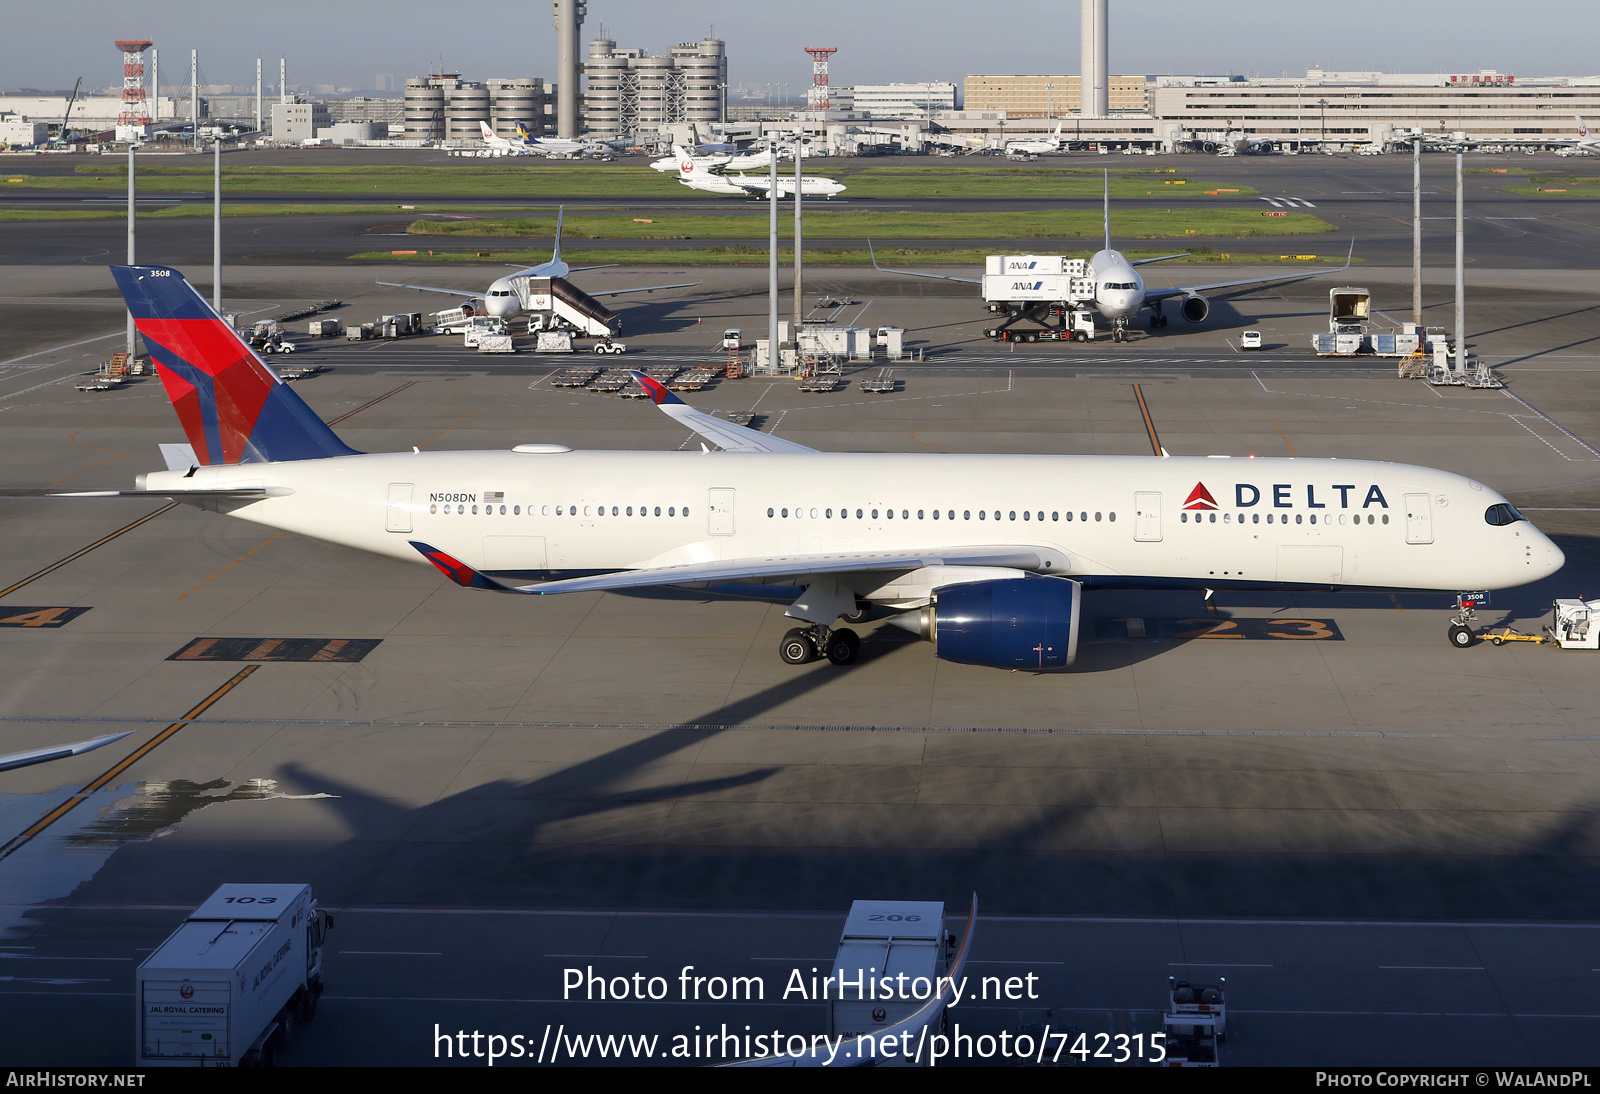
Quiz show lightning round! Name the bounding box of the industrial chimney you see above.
[1080,0,1108,119]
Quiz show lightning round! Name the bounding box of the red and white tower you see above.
[114,38,153,143]
[804,46,837,112]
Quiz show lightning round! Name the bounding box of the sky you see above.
[3,0,1595,95]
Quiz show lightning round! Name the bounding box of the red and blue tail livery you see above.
[110,265,357,465]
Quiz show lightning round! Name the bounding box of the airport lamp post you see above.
[126,143,135,357]
[768,139,779,371]
[1413,137,1423,329]
[213,137,222,313]
[1454,150,1466,375]
[793,132,803,356]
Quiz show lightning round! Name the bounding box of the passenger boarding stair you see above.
[511,275,621,337]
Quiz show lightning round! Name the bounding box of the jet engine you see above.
[1179,294,1210,323]
[890,577,1081,669]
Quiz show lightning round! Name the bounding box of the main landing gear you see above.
[779,626,861,666]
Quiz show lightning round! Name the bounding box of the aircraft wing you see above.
[629,372,813,454]
[1143,240,1354,301]
[867,240,981,285]
[0,731,132,773]
[412,542,1045,596]
[587,282,699,299]
[1130,253,1190,266]
[375,280,480,298]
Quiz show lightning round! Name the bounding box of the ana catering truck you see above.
[136,883,331,1067]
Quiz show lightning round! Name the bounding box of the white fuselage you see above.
[1084,249,1147,322]
[138,451,1562,601]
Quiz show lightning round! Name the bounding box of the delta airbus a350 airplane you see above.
[20,265,1563,670]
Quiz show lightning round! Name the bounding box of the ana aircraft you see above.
[672,147,846,199]
[16,263,1565,671]
[872,174,1353,341]
[375,208,697,321]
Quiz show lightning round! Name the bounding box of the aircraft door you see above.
[1133,492,1163,542]
[1403,493,1433,544]
[707,488,735,536]
[386,483,414,533]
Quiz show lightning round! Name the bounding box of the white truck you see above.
[827,899,949,1061]
[136,883,331,1067]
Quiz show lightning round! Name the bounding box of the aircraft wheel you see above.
[840,604,871,624]
[825,629,861,666]
[1448,624,1475,649]
[780,628,817,665]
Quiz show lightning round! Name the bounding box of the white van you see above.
[1239,330,1263,350]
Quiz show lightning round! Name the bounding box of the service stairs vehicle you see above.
[509,274,621,338]
[137,883,332,1067]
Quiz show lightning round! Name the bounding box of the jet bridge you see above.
[511,275,620,337]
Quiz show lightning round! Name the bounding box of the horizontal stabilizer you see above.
[0,731,132,773]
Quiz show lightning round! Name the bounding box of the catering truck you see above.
[136,883,331,1067]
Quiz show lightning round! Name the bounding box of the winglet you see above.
[629,371,683,405]
[552,205,564,268]
[410,541,522,592]
[1341,238,1355,270]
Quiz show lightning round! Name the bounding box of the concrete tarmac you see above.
[0,221,1598,1065]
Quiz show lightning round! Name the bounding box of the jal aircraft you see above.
[1003,123,1064,155]
[872,174,1354,341]
[672,147,846,199]
[375,208,697,320]
[17,263,1564,671]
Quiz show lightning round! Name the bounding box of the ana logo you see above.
[180,984,194,1000]
[1011,281,1044,291]
[1183,482,1219,510]
[1007,261,1038,271]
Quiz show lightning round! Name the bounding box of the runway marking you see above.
[1132,384,1164,456]
[167,636,381,662]
[0,606,90,628]
[0,503,177,601]
[339,951,442,956]
[1268,418,1299,456]
[1379,965,1484,971]
[418,414,474,448]
[53,429,126,485]
[0,666,258,863]
[326,380,420,425]
[175,532,285,600]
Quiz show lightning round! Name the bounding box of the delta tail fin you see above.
[110,265,359,466]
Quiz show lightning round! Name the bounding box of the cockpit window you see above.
[1484,503,1525,526]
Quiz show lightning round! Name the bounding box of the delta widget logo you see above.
[1183,483,1218,511]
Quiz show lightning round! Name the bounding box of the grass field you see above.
[0,204,540,222]
[0,162,1259,199]
[351,244,1358,267]
[1504,176,1600,196]
[406,208,1329,240]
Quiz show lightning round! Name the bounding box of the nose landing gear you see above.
[1447,592,1489,648]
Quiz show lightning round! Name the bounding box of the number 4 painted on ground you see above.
[0,607,86,628]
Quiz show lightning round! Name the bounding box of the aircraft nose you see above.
[1535,533,1566,581]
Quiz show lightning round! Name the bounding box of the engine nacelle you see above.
[1179,294,1210,324]
[896,578,1082,669]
